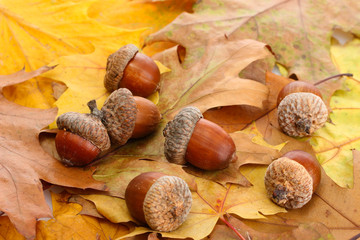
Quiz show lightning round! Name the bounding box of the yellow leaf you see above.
[241,122,287,152]
[310,39,360,188]
[0,0,144,108]
[36,192,131,240]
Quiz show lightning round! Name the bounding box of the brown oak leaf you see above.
[0,67,106,239]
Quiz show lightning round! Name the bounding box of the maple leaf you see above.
[0,0,144,109]
[146,0,360,83]
[0,67,106,239]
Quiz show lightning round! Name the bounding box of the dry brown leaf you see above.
[146,0,360,82]
[0,68,106,239]
[208,215,332,240]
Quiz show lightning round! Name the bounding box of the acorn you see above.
[88,88,161,145]
[277,81,328,137]
[163,106,237,171]
[264,150,321,209]
[104,44,161,98]
[55,111,111,166]
[125,172,192,232]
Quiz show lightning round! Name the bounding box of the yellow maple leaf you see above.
[0,0,144,109]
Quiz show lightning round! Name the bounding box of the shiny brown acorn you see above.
[89,88,161,146]
[104,44,160,98]
[55,111,110,166]
[163,106,237,170]
[125,172,192,232]
[264,150,321,209]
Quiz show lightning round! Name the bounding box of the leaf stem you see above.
[220,215,246,240]
[314,73,353,86]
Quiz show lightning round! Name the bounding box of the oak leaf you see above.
[0,67,106,239]
[146,0,360,82]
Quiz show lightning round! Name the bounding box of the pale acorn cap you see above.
[56,112,111,151]
[101,88,137,145]
[277,92,328,137]
[143,175,192,232]
[104,44,139,92]
[163,106,203,164]
[264,157,313,209]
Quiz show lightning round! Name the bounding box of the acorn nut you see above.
[89,88,161,145]
[125,172,192,232]
[264,150,321,209]
[163,106,237,170]
[55,111,111,166]
[104,44,161,98]
[277,81,328,137]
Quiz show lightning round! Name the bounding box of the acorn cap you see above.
[264,157,313,209]
[277,92,328,137]
[101,88,137,145]
[104,44,139,93]
[56,112,111,151]
[143,175,192,232]
[163,106,203,164]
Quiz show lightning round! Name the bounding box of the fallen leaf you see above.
[0,0,144,108]
[146,0,360,82]
[209,215,333,240]
[86,0,195,56]
[0,68,106,239]
[36,192,131,240]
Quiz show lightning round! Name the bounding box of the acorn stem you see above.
[87,100,104,120]
[314,73,353,86]
[220,215,246,240]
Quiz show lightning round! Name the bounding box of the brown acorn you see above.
[163,106,237,170]
[277,81,328,137]
[264,150,321,209]
[55,111,111,166]
[104,44,160,98]
[125,172,192,232]
[88,88,161,145]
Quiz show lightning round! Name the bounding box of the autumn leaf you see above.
[0,0,144,109]
[0,68,106,239]
[146,0,360,82]
[35,192,131,240]
[209,215,332,240]
[86,0,195,55]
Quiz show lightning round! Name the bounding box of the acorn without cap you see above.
[264,150,321,209]
[163,106,237,171]
[125,172,192,232]
[55,111,111,166]
[88,88,161,145]
[104,44,161,98]
[277,81,328,137]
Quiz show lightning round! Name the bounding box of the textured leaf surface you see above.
[0,0,144,108]
[147,0,360,83]
[35,192,131,240]
[0,68,106,239]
